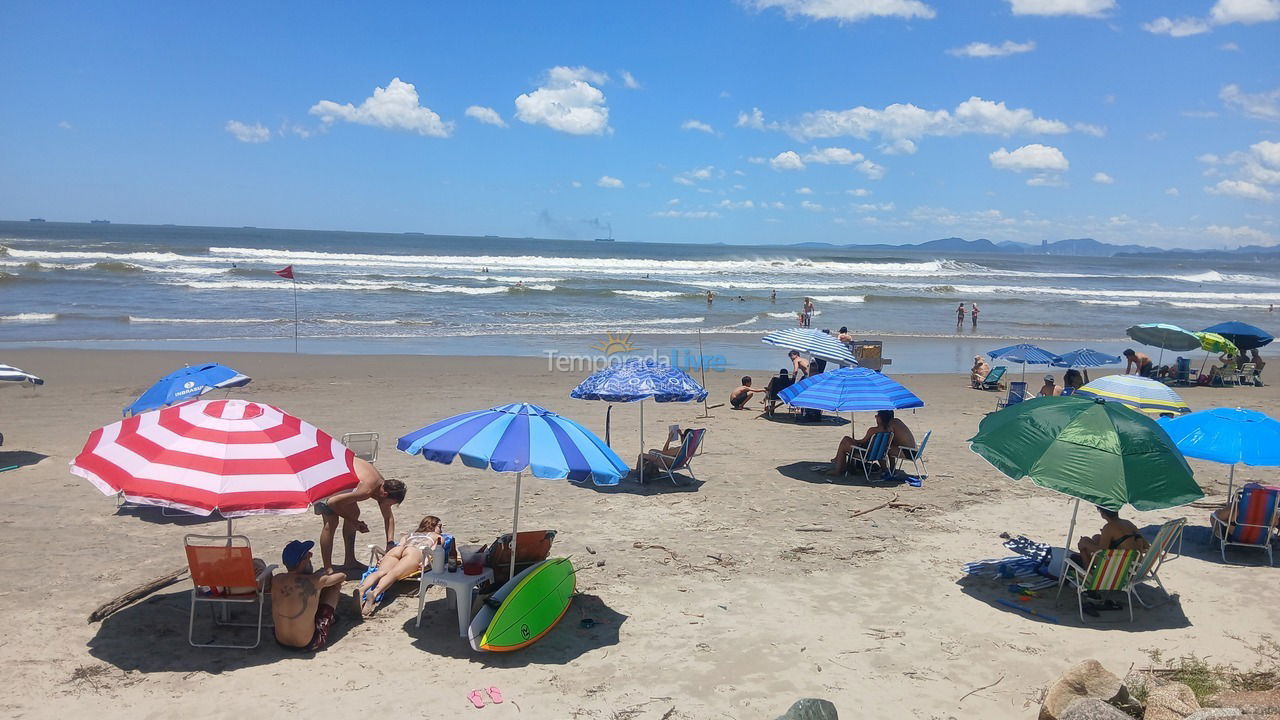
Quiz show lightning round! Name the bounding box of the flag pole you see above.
[291,276,299,354]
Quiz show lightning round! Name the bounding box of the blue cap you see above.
[282,540,314,569]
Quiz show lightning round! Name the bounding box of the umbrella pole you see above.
[510,471,522,582]
[1228,464,1236,497]
[639,399,645,484]
[1058,498,1081,589]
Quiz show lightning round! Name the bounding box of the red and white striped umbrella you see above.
[71,398,358,517]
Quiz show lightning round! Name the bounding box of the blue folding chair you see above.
[848,431,892,482]
[996,381,1029,409]
[898,430,931,478]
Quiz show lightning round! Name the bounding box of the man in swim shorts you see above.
[272,540,345,652]
[1123,349,1154,378]
[315,457,407,572]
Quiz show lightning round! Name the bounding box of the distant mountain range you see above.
[790,237,1280,258]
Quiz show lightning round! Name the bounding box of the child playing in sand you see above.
[730,376,767,409]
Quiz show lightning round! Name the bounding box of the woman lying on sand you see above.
[355,515,446,615]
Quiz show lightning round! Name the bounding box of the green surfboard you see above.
[478,557,575,652]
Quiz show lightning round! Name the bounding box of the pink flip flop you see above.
[467,690,486,709]
[486,687,504,704]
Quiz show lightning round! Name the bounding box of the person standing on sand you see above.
[956,303,965,329]
[315,458,406,572]
[272,540,345,652]
[971,303,980,329]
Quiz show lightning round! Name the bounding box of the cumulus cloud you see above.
[465,106,507,127]
[1092,171,1115,184]
[1207,179,1274,201]
[795,186,814,194]
[801,200,825,211]
[1221,84,1280,121]
[310,78,452,137]
[681,119,716,134]
[742,0,936,23]
[736,107,768,130]
[947,40,1036,58]
[1202,140,1280,201]
[785,96,1078,145]
[653,209,719,219]
[880,138,918,154]
[770,151,806,171]
[988,144,1070,172]
[57,120,72,130]
[225,120,271,143]
[802,146,862,164]
[718,199,756,209]
[1211,0,1280,24]
[1007,0,1114,16]
[597,175,624,188]
[620,71,641,89]
[515,66,611,135]
[846,188,871,196]
[1206,224,1275,244]
[1143,16,1211,36]
[673,166,716,185]
[1165,187,1181,196]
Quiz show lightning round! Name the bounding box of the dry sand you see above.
[1,348,1276,719]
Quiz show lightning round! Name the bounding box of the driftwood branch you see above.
[959,675,1004,704]
[88,566,189,623]
[850,492,900,518]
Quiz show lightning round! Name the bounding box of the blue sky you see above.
[1,0,1277,248]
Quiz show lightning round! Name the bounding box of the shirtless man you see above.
[729,376,767,410]
[272,540,345,652]
[1038,374,1061,397]
[837,326,854,347]
[316,457,407,572]
[1123,348,1153,377]
[827,410,915,477]
[788,350,810,380]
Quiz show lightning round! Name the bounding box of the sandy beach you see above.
[2,347,1277,720]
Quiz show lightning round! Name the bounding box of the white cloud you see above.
[786,96,1077,144]
[225,120,271,143]
[1221,84,1280,122]
[597,175,624,188]
[1092,171,1115,184]
[57,120,72,130]
[1206,224,1275,244]
[620,71,641,89]
[681,119,716,134]
[653,209,719,219]
[1210,0,1280,25]
[989,144,1069,172]
[801,200,825,211]
[1074,122,1106,137]
[743,0,936,23]
[880,138,918,154]
[947,40,1036,58]
[1143,16,1211,36]
[855,202,895,212]
[802,146,863,164]
[737,107,768,130]
[1007,0,1114,16]
[310,78,452,137]
[1165,187,1181,196]
[846,188,871,196]
[1207,179,1274,201]
[571,181,583,188]
[465,106,507,127]
[515,66,611,136]
[858,159,886,179]
[770,151,806,171]
[718,199,756,209]
[673,166,716,185]
[796,186,814,194]
[1221,41,1241,50]
[1026,175,1067,187]
[1202,140,1280,201]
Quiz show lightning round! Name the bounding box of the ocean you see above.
[2,221,1277,373]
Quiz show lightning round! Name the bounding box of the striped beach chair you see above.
[1130,518,1185,608]
[1210,484,1280,566]
[1057,549,1141,623]
[646,428,705,486]
[848,431,892,482]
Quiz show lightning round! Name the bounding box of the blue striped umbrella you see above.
[1076,375,1190,416]
[398,403,627,579]
[988,343,1061,382]
[125,363,252,416]
[779,367,923,440]
[0,363,43,385]
[761,328,858,366]
[1051,348,1122,368]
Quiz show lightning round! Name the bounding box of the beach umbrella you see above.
[1158,408,1280,495]
[1201,321,1273,352]
[761,328,858,367]
[1126,323,1200,365]
[124,363,252,416]
[1196,332,1238,356]
[969,396,1202,578]
[398,403,627,579]
[1076,375,1191,416]
[0,364,43,385]
[569,357,707,482]
[71,398,358,532]
[779,366,924,440]
[987,343,1061,382]
[1051,349,1122,369]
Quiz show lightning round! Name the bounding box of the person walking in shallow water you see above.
[802,297,814,327]
[955,302,965,329]
[970,302,980,329]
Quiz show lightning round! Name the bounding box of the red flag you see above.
[274,265,294,280]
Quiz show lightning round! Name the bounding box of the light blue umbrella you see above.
[1052,348,1122,369]
[398,403,627,578]
[779,367,923,441]
[1158,407,1280,494]
[1126,323,1201,365]
[570,357,707,481]
[988,343,1061,382]
[125,363,251,416]
[762,328,858,366]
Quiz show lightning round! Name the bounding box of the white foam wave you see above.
[167,279,511,295]
[1,312,57,322]
[728,316,760,327]
[128,316,287,324]
[810,295,866,303]
[946,283,1280,303]
[767,311,798,318]
[613,290,687,299]
[1164,301,1273,310]
[1077,299,1141,306]
[628,317,705,325]
[1164,270,1280,285]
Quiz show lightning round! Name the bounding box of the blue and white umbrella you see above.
[0,364,43,386]
[779,367,923,439]
[398,403,627,578]
[762,328,858,367]
[1051,348,1122,369]
[570,357,706,482]
[988,343,1061,382]
[1159,407,1280,494]
[125,363,252,416]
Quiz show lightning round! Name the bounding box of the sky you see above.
[1,0,1278,248]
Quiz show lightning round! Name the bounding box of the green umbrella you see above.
[969,395,1202,511]
[1196,332,1238,356]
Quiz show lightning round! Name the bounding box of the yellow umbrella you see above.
[1196,332,1238,355]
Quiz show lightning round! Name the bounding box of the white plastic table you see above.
[415,567,494,636]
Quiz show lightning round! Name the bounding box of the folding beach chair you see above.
[848,430,892,483]
[977,366,1006,391]
[1169,357,1193,386]
[898,430,931,479]
[1210,483,1280,566]
[1056,548,1141,623]
[184,534,276,649]
[341,432,379,463]
[1236,363,1257,387]
[1060,386,1076,396]
[1130,518,1185,608]
[645,428,706,486]
[486,529,557,586]
[996,381,1028,410]
[763,374,795,418]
